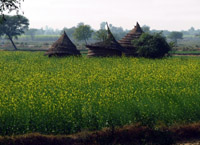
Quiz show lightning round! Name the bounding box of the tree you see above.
[132,32,171,58]
[25,28,37,40]
[0,15,29,50]
[77,22,84,27]
[188,27,195,34]
[93,29,107,41]
[61,27,76,38]
[142,25,150,33]
[168,31,183,44]
[73,24,93,44]
[0,0,23,16]
[100,22,106,30]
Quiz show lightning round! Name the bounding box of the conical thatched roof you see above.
[86,24,124,51]
[45,32,81,57]
[119,22,143,48]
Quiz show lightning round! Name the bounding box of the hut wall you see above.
[88,48,122,57]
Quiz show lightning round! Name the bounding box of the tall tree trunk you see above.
[7,34,18,50]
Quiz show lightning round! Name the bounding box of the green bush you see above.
[132,33,171,58]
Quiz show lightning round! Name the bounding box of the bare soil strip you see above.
[0,123,200,145]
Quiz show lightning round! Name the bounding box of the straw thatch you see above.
[45,32,81,57]
[86,24,126,57]
[119,22,143,56]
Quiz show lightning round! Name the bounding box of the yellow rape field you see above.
[0,51,200,135]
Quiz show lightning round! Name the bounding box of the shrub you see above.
[132,33,171,58]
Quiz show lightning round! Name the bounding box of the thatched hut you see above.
[45,32,81,57]
[119,22,143,56]
[86,24,127,57]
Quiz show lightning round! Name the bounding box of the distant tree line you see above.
[1,14,200,51]
[22,22,129,44]
[23,23,200,43]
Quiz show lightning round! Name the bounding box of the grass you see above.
[0,51,200,136]
[19,35,60,39]
[171,51,200,54]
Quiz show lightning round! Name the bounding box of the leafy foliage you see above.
[132,33,171,58]
[61,27,76,38]
[93,29,107,41]
[142,25,150,33]
[0,0,23,15]
[0,15,29,49]
[73,24,93,44]
[168,31,183,43]
[0,15,29,37]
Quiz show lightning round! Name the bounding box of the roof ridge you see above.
[45,32,81,56]
[119,22,143,47]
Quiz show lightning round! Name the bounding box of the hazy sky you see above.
[20,0,200,31]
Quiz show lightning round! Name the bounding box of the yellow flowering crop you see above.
[0,51,199,135]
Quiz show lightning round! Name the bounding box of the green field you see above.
[0,51,200,136]
[19,35,60,40]
[171,51,200,54]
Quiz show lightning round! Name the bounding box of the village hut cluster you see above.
[86,24,127,57]
[45,22,143,57]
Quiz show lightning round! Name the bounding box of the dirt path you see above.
[0,123,200,145]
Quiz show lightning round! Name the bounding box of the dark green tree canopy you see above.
[142,25,150,33]
[73,24,93,44]
[168,31,183,43]
[93,29,107,41]
[0,0,23,15]
[61,27,76,39]
[132,32,171,58]
[0,15,29,50]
